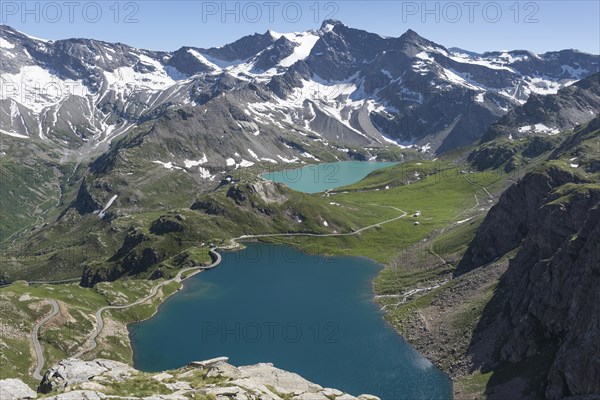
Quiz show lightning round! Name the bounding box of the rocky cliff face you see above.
[458,162,600,398]
[455,114,600,399]
[0,358,380,400]
[498,186,600,399]
[456,166,583,275]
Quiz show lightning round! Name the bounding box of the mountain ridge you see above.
[2,22,598,159]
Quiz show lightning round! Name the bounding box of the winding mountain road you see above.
[72,249,222,358]
[31,300,59,380]
[226,205,407,247]
[31,204,406,377]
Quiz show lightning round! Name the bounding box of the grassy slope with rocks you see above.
[0,279,180,387]
[0,137,71,260]
[2,140,417,284]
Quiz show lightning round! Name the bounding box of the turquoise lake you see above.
[129,243,452,400]
[261,161,398,193]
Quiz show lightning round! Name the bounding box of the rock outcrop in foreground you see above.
[0,358,379,400]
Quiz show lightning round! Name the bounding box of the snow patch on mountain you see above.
[525,77,566,96]
[0,37,14,49]
[301,152,318,160]
[442,68,481,91]
[380,134,414,148]
[412,60,430,75]
[0,128,29,139]
[198,167,216,180]
[1,66,86,113]
[381,69,393,79]
[164,65,188,80]
[415,51,434,61]
[247,149,260,161]
[239,159,254,167]
[187,49,223,71]
[277,155,299,163]
[184,154,208,168]
[278,32,320,67]
[448,51,516,72]
[321,23,336,33]
[533,123,560,134]
[103,56,178,95]
[152,161,182,170]
[518,124,560,135]
[561,65,589,79]
[237,121,260,135]
[98,195,118,218]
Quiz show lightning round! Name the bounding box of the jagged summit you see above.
[400,28,423,40]
[320,18,345,31]
[396,28,442,50]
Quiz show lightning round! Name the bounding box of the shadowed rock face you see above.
[456,166,582,275]
[190,199,226,215]
[72,180,102,215]
[460,162,600,398]
[79,265,125,288]
[79,229,156,287]
[501,193,600,399]
[149,216,185,235]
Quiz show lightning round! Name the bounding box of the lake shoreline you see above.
[127,241,451,399]
[125,159,454,398]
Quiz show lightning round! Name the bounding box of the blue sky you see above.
[2,1,599,54]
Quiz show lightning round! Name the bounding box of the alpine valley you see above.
[0,20,599,400]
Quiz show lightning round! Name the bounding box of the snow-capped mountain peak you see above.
[1,22,598,157]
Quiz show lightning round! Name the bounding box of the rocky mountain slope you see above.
[456,116,600,399]
[366,87,599,399]
[1,21,597,159]
[481,72,600,142]
[0,357,380,400]
[2,21,598,270]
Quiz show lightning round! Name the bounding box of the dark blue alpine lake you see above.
[129,243,452,400]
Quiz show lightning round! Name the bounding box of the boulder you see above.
[238,363,323,393]
[322,388,343,397]
[0,379,37,399]
[42,390,105,400]
[39,358,134,393]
